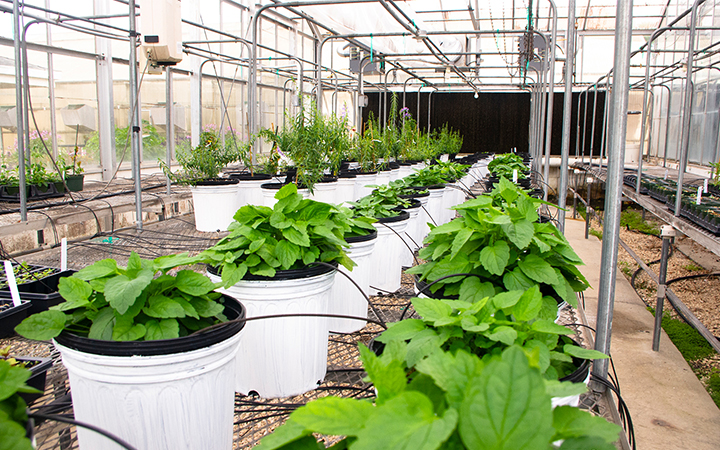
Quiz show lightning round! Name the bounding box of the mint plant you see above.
[0,360,38,450]
[254,344,619,450]
[407,177,589,304]
[200,183,360,287]
[487,153,529,180]
[14,252,229,342]
[161,131,244,185]
[348,184,411,219]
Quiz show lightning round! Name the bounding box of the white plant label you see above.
[513,169,518,183]
[3,261,21,307]
[664,169,668,180]
[61,237,67,271]
[696,186,703,205]
[704,179,709,193]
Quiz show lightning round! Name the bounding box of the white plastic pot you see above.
[190,182,241,232]
[234,174,272,207]
[400,202,421,267]
[375,170,391,187]
[261,183,309,208]
[411,193,431,248]
[389,168,401,182]
[369,211,410,294]
[335,175,357,205]
[422,186,445,241]
[328,230,377,333]
[308,179,338,204]
[354,172,378,200]
[398,163,413,179]
[211,266,336,398]
[53,299,245,450]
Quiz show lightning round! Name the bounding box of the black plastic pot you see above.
[346,228,378,243]
[54,295,246,357]
[338,172,357,179]
[398,188,430,200]
[0,270,75,314]
[16,357,52,405]
[208,260,337,282]
[0,300,32,338]
[65,174,84,192]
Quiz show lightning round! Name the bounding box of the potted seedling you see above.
[58,145,85,192]
[254,343,620,450]
[15,252,247,450]
[200,183,354,398]
[487,153,531,189]
[161,131,243,232]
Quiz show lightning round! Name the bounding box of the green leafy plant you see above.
[437,123,463,155]
[403,162,467,188]
[160,131,242,186]
[407,177,589,304]
[0,263,56,289]
[348,184,411,219]
[255,344,619,450]
[200,184,361,287]
[619,209,659,235]
[487,153,529,180]
[14,252,234,342]
[0,360,38,450]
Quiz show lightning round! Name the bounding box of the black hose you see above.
[27,413,138,450]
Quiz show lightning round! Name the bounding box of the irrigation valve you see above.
[359,95,369,108]
[660,225,677,238]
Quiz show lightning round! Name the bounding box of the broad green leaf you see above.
[247,238,266,254]
[552,273,579,309]
[563,345,609,360]
[88,306,115,340]
[512,285,542,321]
[126,252,143,275]
[0,413,34,450]
[501,218,534,250]
[283,226,311,247]
[407,328,446,367]
[538,296,560,321]
[270,211,293,229]
[489,214,512,225]
[517,254,559,285]
[291,397,373,436]
[352,392,459,450]
[492,290,524,309]
[450,228,474,259]
[143,295,186,318]
[532,236,551,253]
[14,310,67,341]
[458,346,554,450]
[427,219,465,235]
[58,276,93,304]
[544,380,588,399]
[274,192,303,215]
[479,240,510,276]
[74,259,119,281]
[0,360,31,401]
[427,257,472,281]
[190,297,225,318]
[486,326,518,346]
[531,320,573,335]
[255,419,311,450]
[358,343,406,405]
[432,242,451,261]
[376,319,427,343]
[312,225,346,248]
[502,268,536,291]
[553,244,585,264]
[274,240,300,269]
[145,318,180,340]
[221,262,248,287]
[415,349,483,408]
[412,297,453,324]
[112,316,146,341]
[104,270,154,315]
[459,277,495,305]
[153,253,201,273]
[557,436,618,450]
[174,270,217,296]
[552,406,620,443]
[275,183,298,200]
[523,340,551,372]
[453,196,492,210]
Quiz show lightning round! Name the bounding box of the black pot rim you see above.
[318,176,338,183]
[229,173,272,181]
[414,274,460,300]
[402,198,422,209]
[356,171,378,176]
[338,172,357,179]
[345,228,378,243]
[399,190,430,199]
[53,295,246,357]
[398,162,412,166]
[194,178,239,186]
[376,210,410,223]
[208,261,337,281]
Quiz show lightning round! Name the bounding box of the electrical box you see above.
[139,0,183,66]
[349,47,384,75]
[61,104,97,132]
[150,104,187,131]
[0,106,17,130]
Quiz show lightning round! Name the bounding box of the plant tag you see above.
[513,169,518,183]
[3,261,21,307]
[704,178,709,193]
[696,186,703,205]
[61,237,67,271]
[664,169,668,180]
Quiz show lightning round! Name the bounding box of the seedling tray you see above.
[0,269,74,314]
[0,299,31,338]
[16,357,53,405]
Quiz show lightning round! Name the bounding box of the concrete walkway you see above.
[564,218,720,449]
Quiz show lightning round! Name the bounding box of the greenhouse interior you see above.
[2,0,720,448]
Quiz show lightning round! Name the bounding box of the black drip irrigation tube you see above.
[27,413,139,450]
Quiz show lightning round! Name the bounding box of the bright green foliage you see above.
[0,360,41,450]
[487,153,530,180]
[404,161,469,187]
[407,177,589,306]
[619,209,660,235]
[14,252,229,342]
[650,309,715,362]
[349,183,412,219]
[201,184,366,284]
[161,131,247,185]
[255,345,620,450]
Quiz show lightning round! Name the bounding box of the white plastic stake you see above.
[512,169,518,183]
[664,169,668,180]
[704,179,709,193]
[3,261,21,307]
[61,238,67,271]
[696,186,703,205]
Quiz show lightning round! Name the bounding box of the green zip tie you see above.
[370,34,373,63]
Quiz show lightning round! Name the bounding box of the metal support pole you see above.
[95,0,116,181]
[558,0,576,232]
[585,177,592,239]
[13,0,27,221]
[128,0,143,230]
[652,225,676,351]
[576,90,584,160]
[599,84,611,166]
[593,0,633,387]
[588,84,599,166]
[542,0,558,202]
[675,0,706,217]
[427,88,435,132]
[165,68,174,195]
[44,0,58,159]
